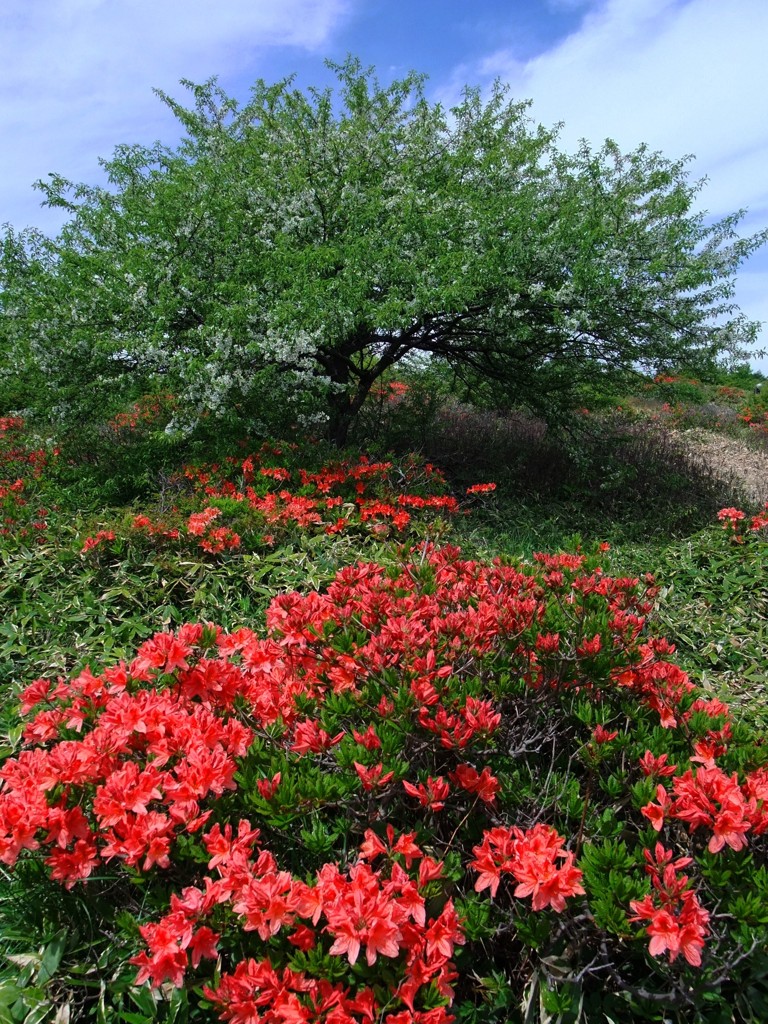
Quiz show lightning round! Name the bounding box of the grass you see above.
[636,528,768,730]
[0,394,767,1023]
[0,401,764,711]
[409,402,768,728]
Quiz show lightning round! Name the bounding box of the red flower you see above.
[323,864,406,967]
[354,762,395,791]
[670,767,750,853]
[639,751,677,778]
[359,826,423,867]
[450,764,500,804]
[509,825,585,912]
[425,899,464,959]
[402,776,450,812]
[470,824,584,911]
[641,784,671,832]
[232,869,297,939]
[130,918,190,988]
[188,926,220,967]
[577,634,602,658]
[81,529,116,553]
[717,507,745,530]
[591,724,618,744]
[256,773,281,800]
[629,843,710,966]
[187,506,221,536]
[290,720,344,756]
[285,924,315,951]
[352,726,382,751]
[45,836,100,889]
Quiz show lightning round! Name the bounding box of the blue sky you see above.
[2,0,767,370]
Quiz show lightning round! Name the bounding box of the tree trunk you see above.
[323,349,354,447]
[321,332,401,446]
[328,393,353,446]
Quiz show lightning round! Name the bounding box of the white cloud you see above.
[463,0,768,210]
[0,0,350,231]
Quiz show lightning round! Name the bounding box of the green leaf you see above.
[38,930,67,986]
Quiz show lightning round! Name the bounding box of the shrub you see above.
[0,416,57,547]
[73,445,471,562]
[637,501,768,727]
[1,520,767,1021]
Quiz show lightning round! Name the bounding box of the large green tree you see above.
[1,57,765,442]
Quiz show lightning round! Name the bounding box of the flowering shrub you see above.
[2,533,767,1020]
[106,394,176,439]
[0,416,56,544]
[79,447,477,557]
[131,825,464,1023]
[633,372,768,448]
[718,500,768,538]
[737,393,768,439]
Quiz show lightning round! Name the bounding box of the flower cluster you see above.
[107,393,176,436]
[196,450,461,540]
[131,825,463,1023]
[186,506,242,552]
[0,416,54,543]
[0,629,253,881]
[641,762,768,853]
[80,448,480,557]
[81,529,116,552]
[737,403,768,437]
[131,513,181,541]
[370,380,410,403]
[470,824,585,910]
[717,501,768,540]
[629,844,710,966]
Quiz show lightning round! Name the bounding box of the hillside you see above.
[0,383,767,1024]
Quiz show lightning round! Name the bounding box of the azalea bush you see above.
[737,399,768,443]
[1,527,767,1022]
[79,445,482,559]
[1,424,497,702]
[0,415,57,546]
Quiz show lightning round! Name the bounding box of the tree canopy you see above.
[1,57,765,442]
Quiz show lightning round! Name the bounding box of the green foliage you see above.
[2,59,765,443]
[636,520,768,729]
[0,405,767,1021]
[0,528,383,698]
[698,362,766,393]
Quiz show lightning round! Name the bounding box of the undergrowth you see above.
[0,394,767,1023]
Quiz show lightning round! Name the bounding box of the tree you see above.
[1,57,765,443]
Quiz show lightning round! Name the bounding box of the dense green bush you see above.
[1,516,767,1021]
